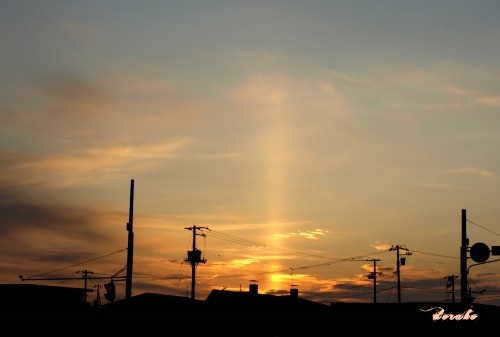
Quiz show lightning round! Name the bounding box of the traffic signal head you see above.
[104,282,116,302]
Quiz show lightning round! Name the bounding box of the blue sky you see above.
[1,1,500,305]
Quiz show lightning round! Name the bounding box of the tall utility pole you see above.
[389,245,412,304]
[125,179,135,300]
[460,208,468,305]
[185,225,209,299]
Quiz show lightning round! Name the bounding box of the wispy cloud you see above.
[39,72,112,120]
[474,96,500,107]
[372,243,392,251]
[274,228,330,240]
[422,103,464,111]
[194,152,243,160]
[450,167,497,179]
[443,85,477,97]
[329,70,372,86]
[0,139,191,188]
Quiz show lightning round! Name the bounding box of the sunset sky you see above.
[2,1,500,306]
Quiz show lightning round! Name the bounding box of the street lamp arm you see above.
[467,258,500,274]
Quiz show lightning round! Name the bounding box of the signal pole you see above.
[389,245,412,304]
[185,226,209,299]
[460,208,468,305]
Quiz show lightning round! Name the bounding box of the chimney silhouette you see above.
[249,280,258,294]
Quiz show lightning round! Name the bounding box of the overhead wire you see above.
[26,248,128,279]
[195,229,466,300]
[207,229,349,260]
[467,219,500,237]
[25,219,498,302]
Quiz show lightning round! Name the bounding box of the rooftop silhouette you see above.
[2,282,498,334]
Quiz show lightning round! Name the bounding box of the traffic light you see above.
[104,281,116,302]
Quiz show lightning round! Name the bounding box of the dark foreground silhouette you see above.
[1,284,496,334]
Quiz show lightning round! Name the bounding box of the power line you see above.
[203,230,465,294]
[207,229,392,264]
[208,229,458,269]
[410,250,458,259]
[209,251,389,280]
[25,248,127,279]
[467,219,500,237]
[207,230,343,260]
[402,286,451,294]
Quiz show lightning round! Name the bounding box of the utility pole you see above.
[445,275,458,303]
[352,258,382,303]
[460,208,468,305]
[76,269,93,304]
[184,225,209,299]
[389,245,412,304]
[125,179,134,300]
[367,259,382,303]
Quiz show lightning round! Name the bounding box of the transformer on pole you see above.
[366,259,382,304]
[389,244,411,304]
[185,225,209,299]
